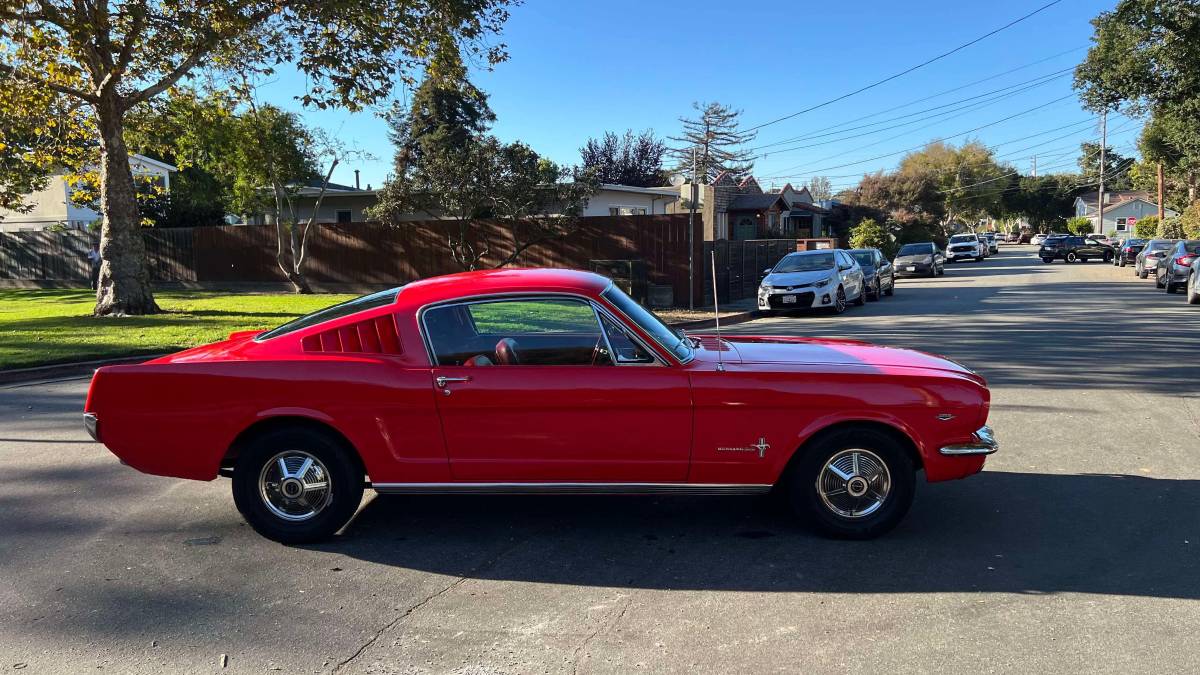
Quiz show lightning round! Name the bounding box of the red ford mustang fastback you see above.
[85,268,996,543]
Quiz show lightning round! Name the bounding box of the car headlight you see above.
[923,255,934,263]
[759,283,773,292]
[815,276,834,287]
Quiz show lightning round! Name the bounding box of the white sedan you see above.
[758,250,866,315]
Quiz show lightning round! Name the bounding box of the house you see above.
[250,181,679,224]
[0,154,176,232]
[1073,191,1178,236]
[249,179,379,225]
[676,173,829,240]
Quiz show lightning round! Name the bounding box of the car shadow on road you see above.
[319,470,1200,599]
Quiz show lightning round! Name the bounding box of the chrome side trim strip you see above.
[939,425,998,456]
[372,482,772,495]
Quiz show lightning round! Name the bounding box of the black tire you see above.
[868,279,881,301]
[829,286,847,314]
[975,256,984,262]
[1139,266,1149,279]
[1103,251,1113,263]
[232,427,364,544]
[1118,257,1127,268]
[853,285,867,306]
[786,427,916,539]
[884,276,895,296]
[1041,257,1054,264]
[1167,281,1178,294]
[1156,272,1165,289]
[1065,252,1078,263]
[1079,257,1089,263]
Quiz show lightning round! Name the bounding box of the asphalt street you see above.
[2,246,1198,674]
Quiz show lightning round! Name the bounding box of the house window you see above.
[335,209,353,224]
[609,206,647,216]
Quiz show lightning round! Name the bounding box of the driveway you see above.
[1,247,1197,673]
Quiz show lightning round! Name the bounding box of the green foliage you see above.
[1078,142,1134,191]
[371,66,600,270]
[804,176,833,201]
[849,218,894,257]
[1180,203,1200,240]
[578,129,667,187]
[1066,216,1094,235]
[668,102,756,183]
[1133,215,1159,238]
[1158,215,1185,239]
[0,76,92,214]
[1000,174,1082,230]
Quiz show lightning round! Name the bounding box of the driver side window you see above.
[425,297,612,367]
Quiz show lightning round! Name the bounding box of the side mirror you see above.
[762,268,772,276]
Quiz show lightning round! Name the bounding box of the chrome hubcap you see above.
[259,451,332,522]
[816,448,891,518]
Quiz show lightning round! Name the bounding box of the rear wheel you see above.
[1139,265,1149,279]
[232,427,364,544]
[1041,257,1054,264]
[853,285,867,306]
[1118,256,1127,268]
[786,427,916,539]
[1103,251,1113,263]
[1167,280,1179,294]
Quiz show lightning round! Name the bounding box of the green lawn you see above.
[0,289,357,370]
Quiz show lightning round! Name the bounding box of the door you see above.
[836,251,862,297]
[423,296,693,482]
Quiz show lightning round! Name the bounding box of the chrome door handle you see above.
[435,375,472,388]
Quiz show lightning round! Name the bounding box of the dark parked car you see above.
[848,248,895,300]
[894,242,945,278]
[1153,240,1200,294]
[1039,235,1114,263]
[1114,238,1146,267]
[1135,239,1177,279]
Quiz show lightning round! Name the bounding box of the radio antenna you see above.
[710,250,725,372]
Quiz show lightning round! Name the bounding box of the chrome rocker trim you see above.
[372,482,773,495]
[939,425,998,456]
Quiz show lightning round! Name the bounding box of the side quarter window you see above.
[424,297,610,367]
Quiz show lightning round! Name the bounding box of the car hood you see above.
[762,269,835,287]
[689,335,984,383]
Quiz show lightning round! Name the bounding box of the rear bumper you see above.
[939,426,998,456]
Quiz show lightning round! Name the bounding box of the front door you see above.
[423,296,692,482]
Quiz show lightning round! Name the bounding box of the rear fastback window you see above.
[1185,242,1200,254]
[256,287,400,341]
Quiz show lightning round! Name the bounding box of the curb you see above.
[668,310,761,331]
[0,354,166,386]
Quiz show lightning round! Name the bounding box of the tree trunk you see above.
[94,96,159,316]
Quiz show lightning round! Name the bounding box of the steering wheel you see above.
[589,335,609,366]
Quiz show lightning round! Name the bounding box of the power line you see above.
[756,72,1072,158]
[751,68,1075,153]
[742,0,1066,133]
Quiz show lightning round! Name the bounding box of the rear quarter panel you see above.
[86,357,447,483]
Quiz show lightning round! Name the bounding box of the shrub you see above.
[849,218,893,257]
[1133,216,1158,239]
[1158,215,1185,239]
[1066,216,1094,235]
[1181,203,1200,240]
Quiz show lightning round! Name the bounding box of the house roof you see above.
[130,154,177,172]
[1075,190,1154,207]
[598,183,678,196]
[728,193,787,211]
[784,201,830,215]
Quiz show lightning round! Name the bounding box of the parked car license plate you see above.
[782,295,797,304]
[906,266,916,272]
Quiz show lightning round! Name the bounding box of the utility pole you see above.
[688,148,697,310]
[1032,155,1037,178]
[1157,161,1166,222]
[1097,110,1107,236]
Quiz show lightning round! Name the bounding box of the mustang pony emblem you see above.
[717,437,770,459]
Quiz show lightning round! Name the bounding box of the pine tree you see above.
[668,102,756,183]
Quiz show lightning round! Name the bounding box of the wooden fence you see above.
[702,239,801,305]
[0,215,707,305]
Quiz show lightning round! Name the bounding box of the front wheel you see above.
[232,427,364,544]
[829,286,847,314]
[868,279,880,301]
[1042,257,1054,264]
[786,428,916,539]
[1103,251,1113,263]
[1188,274,1200,305]
[1065,252,1078,263]
[883,276,895,296]
[1118,257,1127,268]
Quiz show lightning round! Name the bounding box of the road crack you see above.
[569,596,631,675]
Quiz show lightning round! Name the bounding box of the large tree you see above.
[897,141,1009,230]
[370,65,599,271]
[668,102,756,183]
[1078,141,1135,191]
[0,0,512,315]
[578,129,667,187]
[804,176,833,202]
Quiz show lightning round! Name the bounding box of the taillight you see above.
[1175,255,1196,267]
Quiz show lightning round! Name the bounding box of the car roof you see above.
[396,268,612,310]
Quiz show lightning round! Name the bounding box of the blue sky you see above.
[258,0,1132,192]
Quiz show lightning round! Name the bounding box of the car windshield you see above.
[601,285,692,362]
[851,252,875,267]
[949,235,976,244]
[897,243,933,256]
[256,287,401,341]
[773,252,835,273]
